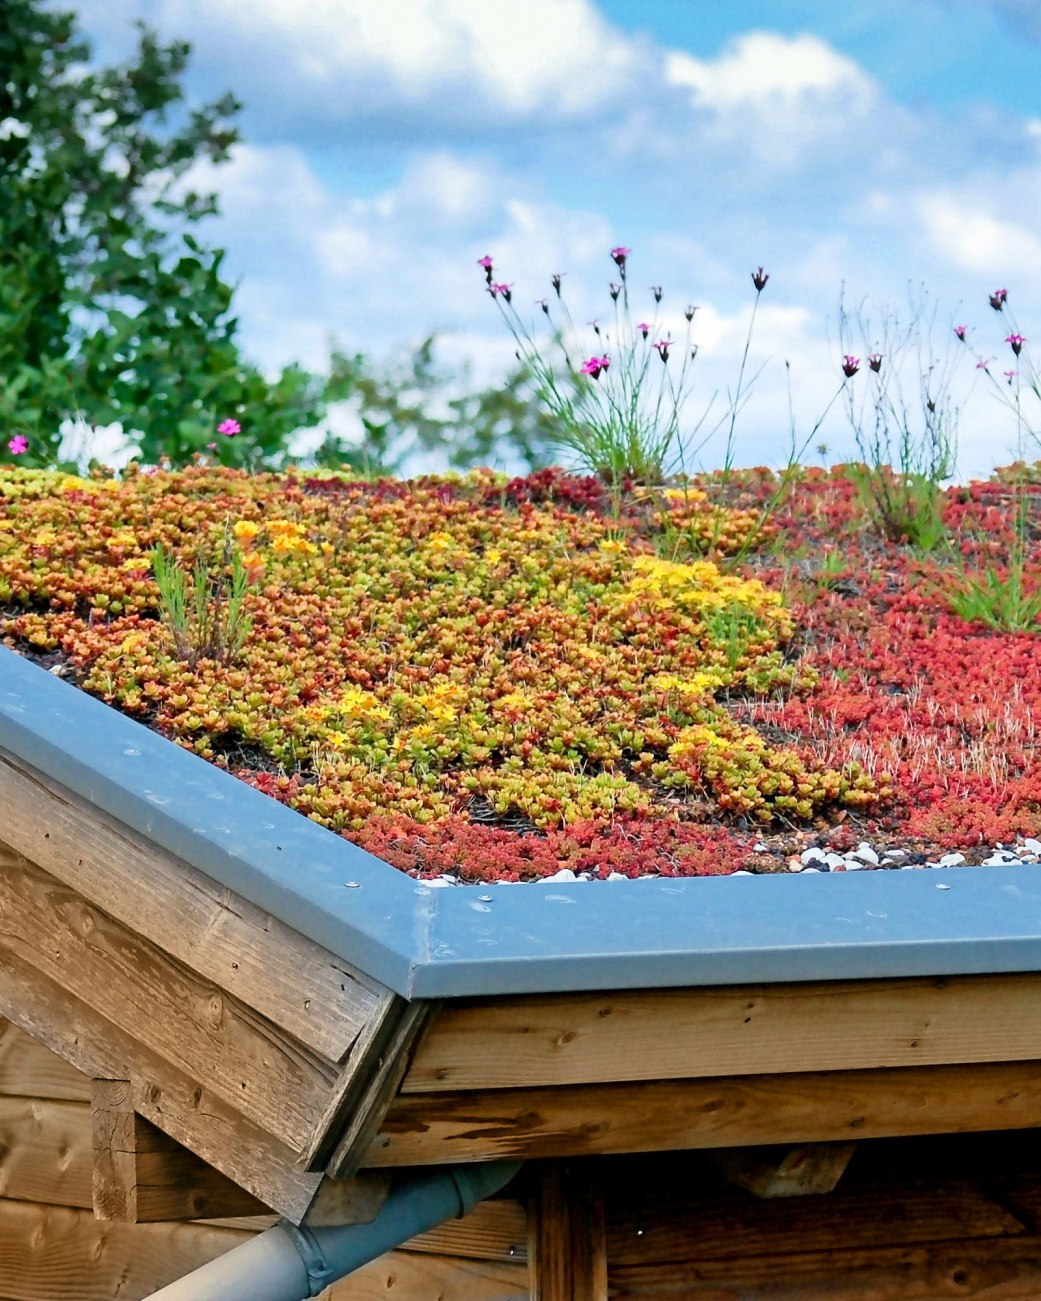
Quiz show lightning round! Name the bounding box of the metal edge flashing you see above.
[4,646,1041,1000]
[0,646,421,995]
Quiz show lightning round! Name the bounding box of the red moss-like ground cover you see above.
[1,462,1039,881]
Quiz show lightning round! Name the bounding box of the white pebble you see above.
[607,871,628,880]
[801,848,828,866]
[543,868,577,883]
[938,853,966,867]
[852,842,880,865]
[1023,839,1041,854]
[825,853,847,869]
[983,853,1022,866]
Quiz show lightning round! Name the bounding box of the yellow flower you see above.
[485,547,502,565]
[233,520,261,544]
[598,538,628,556]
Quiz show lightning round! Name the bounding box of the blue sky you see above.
[74,0,1041,477]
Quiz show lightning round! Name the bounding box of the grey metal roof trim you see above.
[4,644,1041,1000]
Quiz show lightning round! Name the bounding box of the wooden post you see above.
[91,1079,268,1222]
[528,1162,607,1301]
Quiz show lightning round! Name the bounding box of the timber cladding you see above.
[0,749,428,1223]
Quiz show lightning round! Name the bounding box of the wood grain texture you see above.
[326,1000,440,1179]
[0,1197,252,1300]
[529,1163,607,1301]
[405,976,1041,1093]
[0,1019,89,1101]
[604,1174,1025,1265]
[403,1198,528,1263]
[0,841,336,1153]
[608,1239,1041,1299]
[368,1059,1041,1167]
[0,751,383,1064]
[91,1079,269,1222]
[708,1141,857,1198]
[318,1250,530,1300]
[0,936,325,1221]
[0,1097,92,1209]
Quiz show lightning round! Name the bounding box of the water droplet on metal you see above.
[344,881,361,889]
[123,747,140,756]
[477,894,493,903]
[936,883,951,891]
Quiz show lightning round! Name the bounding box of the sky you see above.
[71,0,1041,479]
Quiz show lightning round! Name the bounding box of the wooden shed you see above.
[5,642,1041,1298]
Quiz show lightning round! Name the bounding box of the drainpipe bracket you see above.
[279,1219,334,1296]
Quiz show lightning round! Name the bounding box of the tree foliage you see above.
[0,0,555,474]
[0,0,326,468]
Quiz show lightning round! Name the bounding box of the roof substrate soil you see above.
[2,462,1040,882]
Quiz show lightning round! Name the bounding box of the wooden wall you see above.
[6,1016,1041,1299]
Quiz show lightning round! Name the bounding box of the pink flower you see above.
[954,325,967,341]
[1004,369,1018,384]
[637,322,652,339]
[477,254,494,284]
[217,418,241,437]
[653,339,672,362]
[976,360,990,370]
[7,435,28,455]
[990,288,1008,310]
[868,353,882,372]
[1006,333,1026,355]
[610,247,630,268]
[579,355,610,379]
[841,355,860,378]
[489,282,512,303]
[751,267,769,291]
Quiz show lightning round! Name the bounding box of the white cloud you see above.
[916,192,1041,273]
[665,31,875,114]
[79,0,653,135]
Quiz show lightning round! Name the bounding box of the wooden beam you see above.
[325,999,439,1179]
[0,841,336,1154]
[707,1141,857,1198]
[528,1163,607,1301]
[404,975,1041,1094]
[367,1059,1041,1167]
[0,751,385,1065]
[0,936,326,1221]
[91,1079,269,1223]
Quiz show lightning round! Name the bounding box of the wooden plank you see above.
[605,1171,1026,1265]
[0,841,336,1153]
[608,1238,1041,1299]
[0,935,326,1222]
[404,976,1041,1093]
[708,1141,857,1197]
[403,1199,529,1263]
[91,1079,269,1222]
[326,1000,439,1179]
[0,1019,89,1101]
[319,1250,530,1300]
[0,1197,252,1300]
[528,1163,607,1301]
[0,1098,93,1209]
[0,751,383,1064]
[367,1059,1041,1167]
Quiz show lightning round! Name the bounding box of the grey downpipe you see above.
[149,1160,522,1300]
